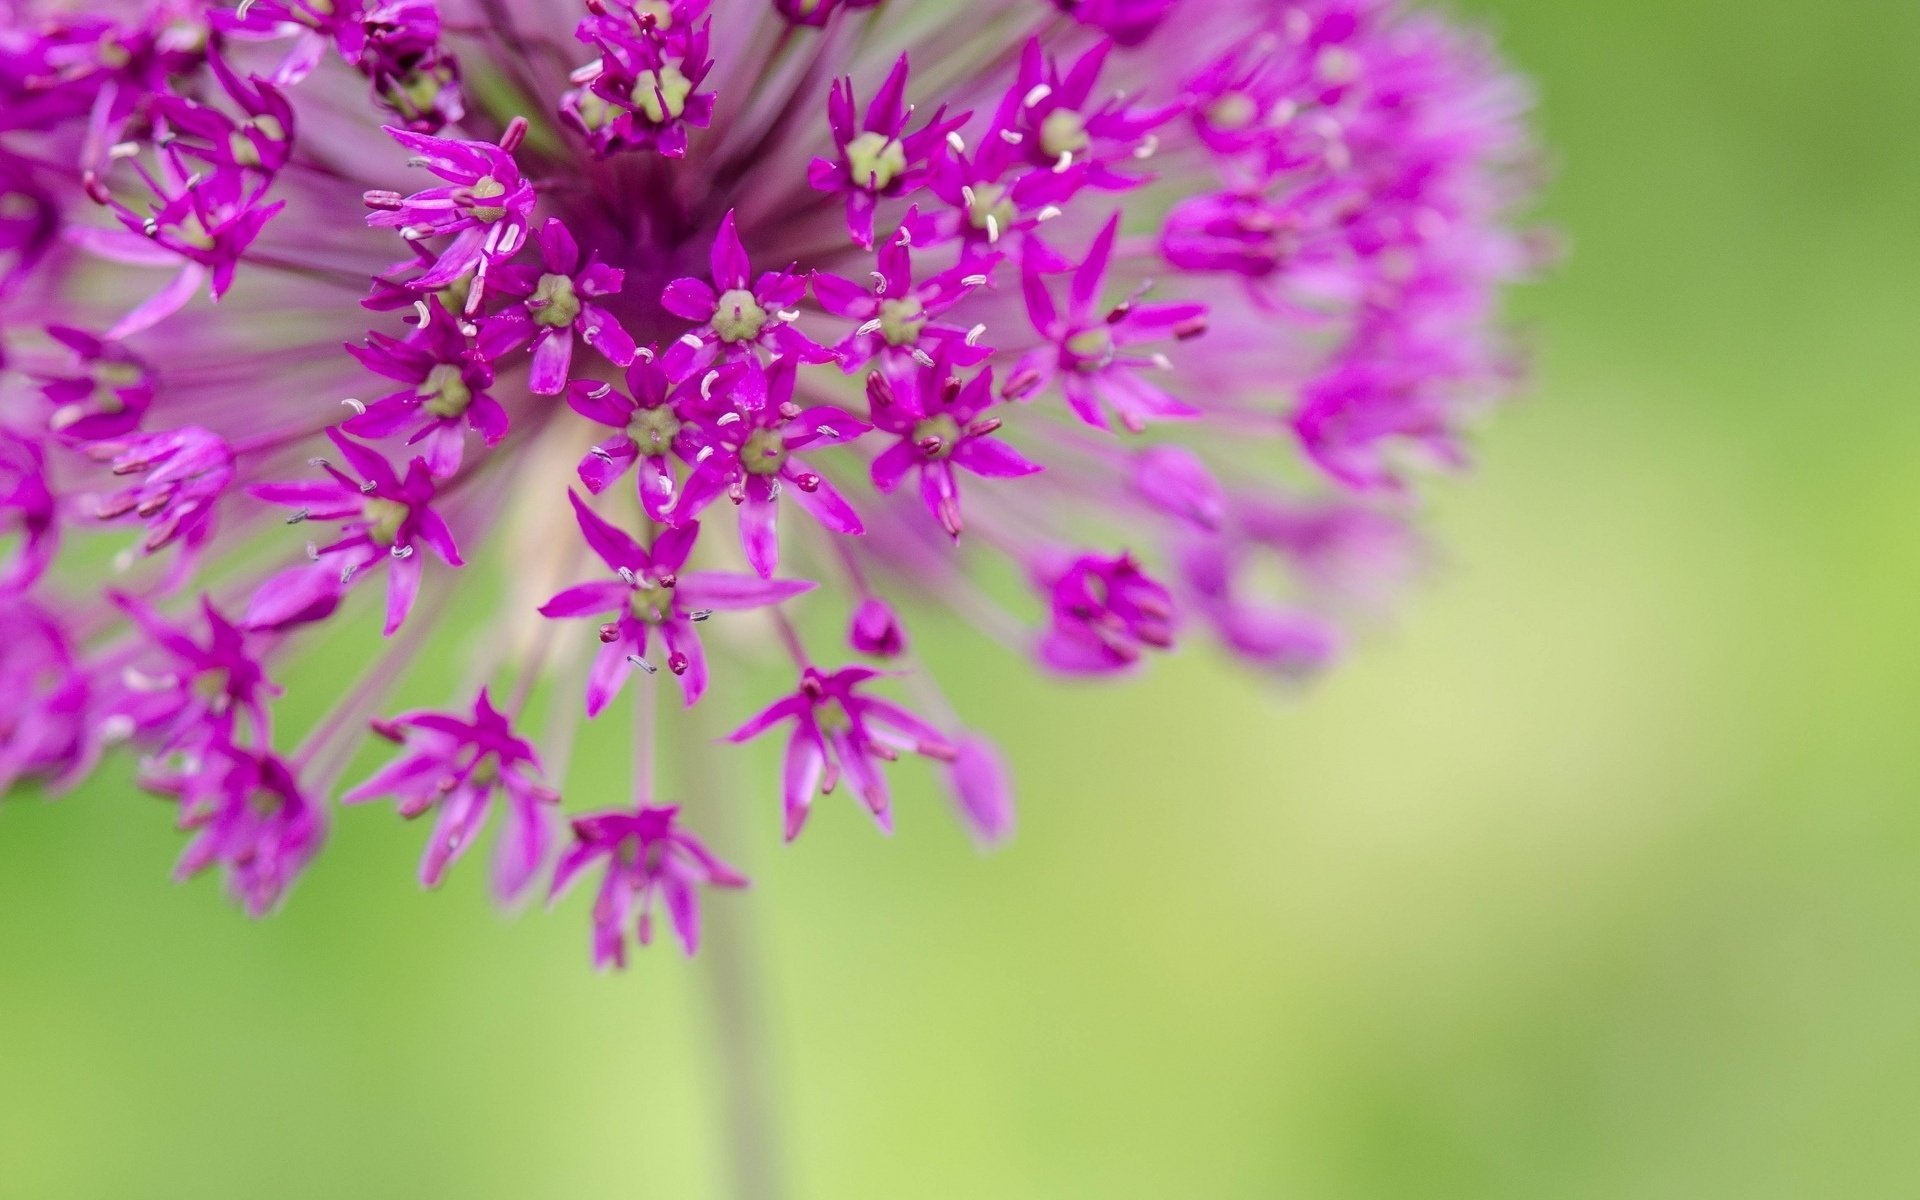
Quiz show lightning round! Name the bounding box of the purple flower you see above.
[363,121,535,303]
[560,4,716,159]
[0,0,1542,961]
[490,218,636,395]
[84,426,235,557]
[148,747,326,918]
[1034,551,1177,674]
[245,431,461,635]
[993,39,1173,186]
[550,803,746,966]
[659,211,832,405]
[0,597,95,793]
[848,596,907,658]
[673,357,869,577]
[0,429,57,590]
[36,325,158,440]
[810,225,1000,370]
[729,665,955,840]
[343,298,513,476]
[106,591,279,755]
[347,689,560,900]
[867,359,1040,539]
[539,491,813,711]
[1008,214,1209,432]
[565,354,700,521]
[807,55,966,249]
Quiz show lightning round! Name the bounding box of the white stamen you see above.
[945,131,965,154]
[961,274,989,287]
[776,309,800,322]
[985,214,1001,243]
[857,318,885,337]
[122,667,177,694]
[391,544,414,559]
[717,411,741,425]
[628,654,658,674]
[587,381,612,398]
[341,398,366,415]
[1150,353,1174,370]
[1133,135,1160,160]
[617,567,637,585]
[677,332,704,350]
[965,323,987,346]
[1022,84,1052,108]
[635,345,656,363]
[700,370,719,400]
[816,424,839,437]
[999,129,1024,144]
[1053,150,1074,174]
[1037,205,1064,222]
[695,446,714,463]
[412,300,431,326]
[911,348,936,368]
[108,141,140,160]
[99,715,136,744]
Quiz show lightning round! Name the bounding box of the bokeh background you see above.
[5,1,1919,1196]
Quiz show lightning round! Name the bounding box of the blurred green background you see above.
[5,1,1920,1196]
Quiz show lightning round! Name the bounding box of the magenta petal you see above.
[379,551,419,633]
[738,491,780,578]
[709,211,752,288]
[951,437,1043,478]
[787,473,864,535]
[584,639,634,718]
[661,277,718,321]
[528,328,575,395]
[539,580,628,618]
[675,570,813,612]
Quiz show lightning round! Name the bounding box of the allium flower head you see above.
[0,0,1541,965]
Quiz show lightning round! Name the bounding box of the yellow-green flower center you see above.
[845,131,908,190]
[741,428,788,476]
[1039,109,1090,158]
[363,497,409,546]
[531,273,581,328]
[713,288,768,343]
[1207,92,1259,130]
[632,66,693,123]
[628,583,673,624]
[418,363,473,418]
[627,407,682,456]
[877,296,927,346]
[966,184,1015,232]
[911,413,961,458]
[468,176,508,223]
[1064,327,1115,372]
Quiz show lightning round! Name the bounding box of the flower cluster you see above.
[0,0,1539,966]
